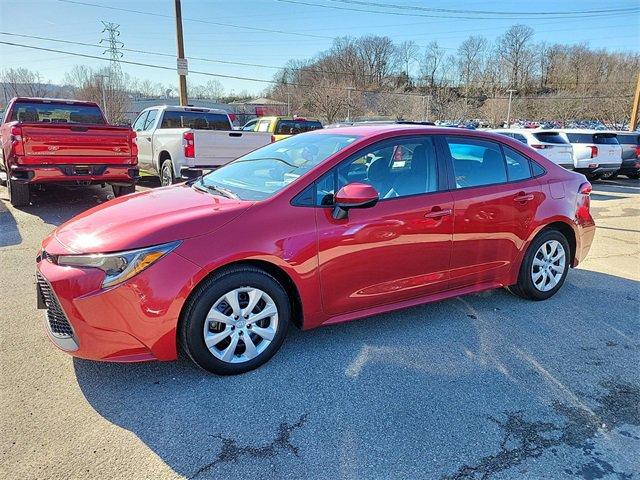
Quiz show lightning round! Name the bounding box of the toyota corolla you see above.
[36,125,595,374]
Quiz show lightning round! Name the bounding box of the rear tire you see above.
[179,266,291,375]
[509,229,570,301]
[7,177,30,207]
[160,159,175,187]
[111,184,136,197]
[626,172,639,180]
[608,172,619,180]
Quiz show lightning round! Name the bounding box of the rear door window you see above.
[503,146,532,181]
[445,137,507,188]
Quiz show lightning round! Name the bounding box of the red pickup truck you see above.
[1,97,139,206]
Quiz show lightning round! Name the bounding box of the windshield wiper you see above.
[197,181,239,200]
[235,157,298,168]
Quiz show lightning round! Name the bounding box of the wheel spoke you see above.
[248,304,277,324]
[551,249,565,262]
[242,288,263,317]
[221,333,240,362]
[242,335,258,359]
[533,257,545,267]
[225,291,241,316]
[251,325,275,341]
[532,269,544,281]
[206,308,233,325]
[204,328,232,349]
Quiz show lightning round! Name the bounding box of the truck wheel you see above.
[160,159,175,187]
[7,177,30,207]
[627,172,639,180]
[112,184,136,197]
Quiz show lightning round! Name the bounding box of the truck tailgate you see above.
[20,124,134,164]
[192,130,271,166]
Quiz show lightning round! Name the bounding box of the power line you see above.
[324,0,639,17]
[0,40,634,102]
[277,0,640,20]
[1,32,635,88]
[57,0,333,39]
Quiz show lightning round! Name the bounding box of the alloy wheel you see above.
[531,240,566,292]
[202,287,279,363]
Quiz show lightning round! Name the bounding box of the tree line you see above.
[267,24,639,126]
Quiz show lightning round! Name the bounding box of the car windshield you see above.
[198,133,360,200]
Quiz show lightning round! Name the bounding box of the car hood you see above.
[45,184,254,254]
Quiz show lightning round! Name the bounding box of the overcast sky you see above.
[1,0,638,95]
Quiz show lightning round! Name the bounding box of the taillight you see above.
[576,181,592,221]
[531,144,551,149]
[183,132,195,158]
[589,146,598,158]
[10,126,24,157]
[635,146,640,158]
[129,130,138,159]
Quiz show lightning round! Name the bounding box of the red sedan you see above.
[36,126,595,374]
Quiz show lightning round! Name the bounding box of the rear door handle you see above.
[424,207,452,219]
[514,193,534,203]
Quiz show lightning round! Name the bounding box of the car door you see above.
[134,109,159,171]
[314,135,454,317]
[439,135,543,289]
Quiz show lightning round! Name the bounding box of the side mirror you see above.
[332,182,379,220]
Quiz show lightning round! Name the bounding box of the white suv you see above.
[491,129,574,169]
[551,129,622,180]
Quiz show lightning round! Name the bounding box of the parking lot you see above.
[1,178,638,479]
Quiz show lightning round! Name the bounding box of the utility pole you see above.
[286,90,291,116]
[422,94,431,122]
[174,0,188,106]
[630,72,640,132]
[506,89,517,128]
[346,86,355,121]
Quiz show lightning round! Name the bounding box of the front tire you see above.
[7,177,30,207]
[509,229,570,301]
[180,266,291,375]
[160,159,175,187]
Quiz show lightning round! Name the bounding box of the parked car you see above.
[547,129,622,180]
[609,132,640,179]
[491,129,574,169]
[0,97,138,206]
[241,116,322,141]
[36,125,595,374]
[132,105,272,186]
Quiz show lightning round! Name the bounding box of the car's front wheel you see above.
[509,229,570,301]
[180,266,291,375]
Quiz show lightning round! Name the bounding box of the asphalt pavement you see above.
[1,176,639,480]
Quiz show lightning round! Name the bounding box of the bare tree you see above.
[420,41,445,89]
[395,41,419,83]
[189,79,225,100]
[497,24,535,89]
[1,68,50,98]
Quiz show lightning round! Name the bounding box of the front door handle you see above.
[424,207,453,219]
[514,192,534,203]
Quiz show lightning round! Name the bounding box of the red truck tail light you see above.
[635,146,640,158]
[589,146,598,158]
[129,130,138,159]
[10,126,24,156]
[183,132,195,158]
[531,144,551,149]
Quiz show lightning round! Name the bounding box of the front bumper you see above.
[12,164,139,185]
[35,250,200,362]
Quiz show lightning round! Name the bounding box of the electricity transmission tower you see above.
[99,21,124,80]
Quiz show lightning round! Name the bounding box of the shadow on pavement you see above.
[0,199,21,247]
[73,269,640,479]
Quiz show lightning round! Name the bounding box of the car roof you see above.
[309,123,499,138]
[147,105,228,114]
[551,128,613,134]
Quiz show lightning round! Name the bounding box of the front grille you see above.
[37,272,74,339]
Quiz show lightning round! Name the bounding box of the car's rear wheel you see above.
[509,230,570,301]
[160,159,175,187]
[626,172,639,180]
[111,184,135,197]
[180,266,290,375]
[7,176,30,207]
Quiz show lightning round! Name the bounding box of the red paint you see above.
[37,126,595,363]
[1,97,138,187]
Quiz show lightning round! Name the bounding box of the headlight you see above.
[54,241,181,288]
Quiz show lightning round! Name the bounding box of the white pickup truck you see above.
[132,105,272,186]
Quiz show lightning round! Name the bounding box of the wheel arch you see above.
[157,150,172,174]
[539,221,576,266]
[177,258,305,335]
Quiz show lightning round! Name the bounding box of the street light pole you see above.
[506,89,516,128]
